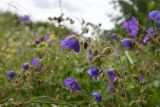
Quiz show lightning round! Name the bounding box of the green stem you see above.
[118,57,129,104]
[151,20,156,34]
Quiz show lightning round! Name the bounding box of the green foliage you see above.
[0,11,160,107]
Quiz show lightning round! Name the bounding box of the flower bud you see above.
[84,41,88,49]
[102,47,112,55]
[7,70,15,79]
[93,50,98,56]
[93,55,101,62]
[22,63,29,71]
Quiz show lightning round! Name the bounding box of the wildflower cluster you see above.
[4,10,160,106]
[61,10,160,105]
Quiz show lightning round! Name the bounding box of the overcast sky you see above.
[0,0,120,33]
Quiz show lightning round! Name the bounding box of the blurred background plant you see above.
[103,0,160,38]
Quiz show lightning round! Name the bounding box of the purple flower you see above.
[92,92,102,102]
[62,35,80,52]
[130,28,139,38]
[128,17,138,30]
[147,26,154,33]
[64,77,80,92]
[121,38,133,49]
[108,82,115,94]
[22,63,29,71]
[31,58,43,72]
[87,67,99,80]
[31,58,40,66]
[148,10,160,20]
[7,70,15,79]
[143,27,153,44]
[156,13,160,24]
[111,33,117,39]
[43,35,50,41]
[107,69,117,94]
[139,74,145,82]
[35,65,43,71]
[121,17,139,38]
[22,15,30,24]
[107,68,116,83]
[128,17,139,38]
[143,34,152,44]
[87,50,93,62]
[148,10,160,24]
[121,20,129,31]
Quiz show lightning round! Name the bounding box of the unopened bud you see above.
[84,41,88,49]
[93,50,98,56]
[93,55,101,62]
[102,47,112,55]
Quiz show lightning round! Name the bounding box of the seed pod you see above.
[48,17,53,20]
[93,49,98,56]
[53,17,57,20]
[93,55,101,62]
[57,17,62,23]
[102,47,112,55]
[84,41,88,49]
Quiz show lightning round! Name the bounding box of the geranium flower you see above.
[22,63,29,71]
[64,77,80,92]
[87,50,93,62]
[121,38,133,50]
[92,92,102,102]
[22,15,30,24]
[7,70,15,79]
[62,35,80,52]
[87,67,99,80]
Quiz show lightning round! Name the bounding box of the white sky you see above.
[0,0,120,33]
